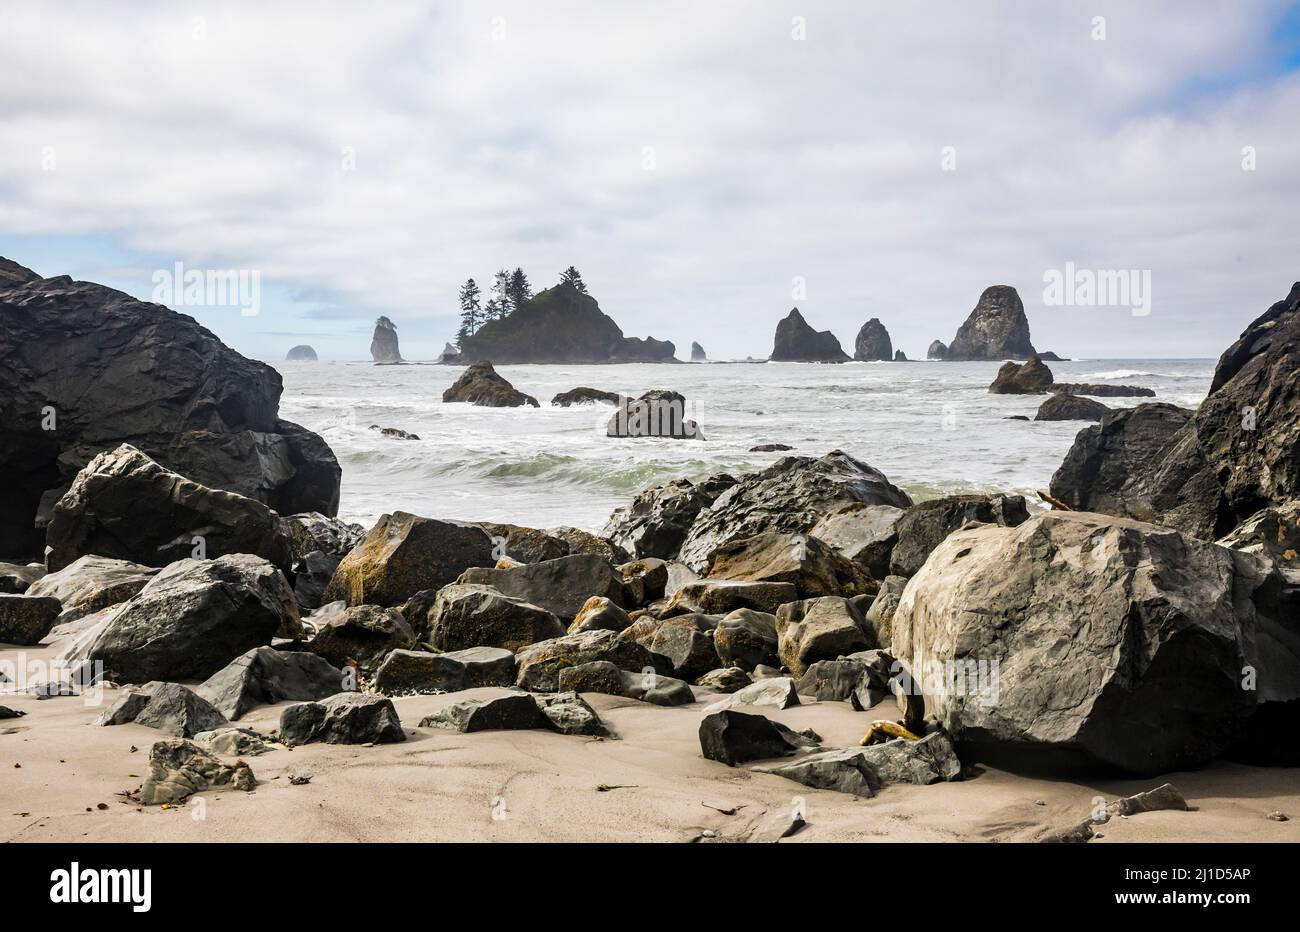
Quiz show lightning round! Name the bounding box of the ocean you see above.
[272,358,1214,534]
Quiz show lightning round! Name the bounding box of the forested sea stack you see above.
[370,317,402,362]
[457,279,676,364]
[0,258,342,559]
[944,286,1037,360]
[770,308,850,362]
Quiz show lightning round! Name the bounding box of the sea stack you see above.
[437,342,459,363]
[853,318,892,361]
[286,345,318,361]
[690,341,707,362]
[945,286,1036,361]
[770,308,850,362]
[927,340,948,360]
[371,317,402,363]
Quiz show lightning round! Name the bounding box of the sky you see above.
[1,1,1298,361]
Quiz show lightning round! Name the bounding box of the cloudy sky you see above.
[2,1,1298,360]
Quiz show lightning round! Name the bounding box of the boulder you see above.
[44,445,294,573]
[891,511,1276,775]
[770,308,850,362]
[0,258,339,561]
[889,493,1030,577]
[667,579,797,617]
[194,727,276,757]
[0,593,62,645]
[865,574,908,645]
[795,656,874,702]
[536,691,609,735]
[370,425,419,441]
[606,389,704,440]
[285,345,317,361]
[690,341,707,362]
[547,526,632,564]
[696,667,753,693]
[26,555,158,619]
[551,387,621,407]
[946,285,1036,361]
[708,676,799,711]
[279,692,405,746]
[308,604,416,675]
[419,692,549,733]
[774,597,874,676]
[76,554,300,684]
[322,512,496,607]
[621,613,720,680]
[703,531,875,599]
[1035,392,1111,422]
[456,280,676,364]
[618,558,669,604]
[750,443,794,452]
[847,649,899,710]
[514,629,663,692]
[99,682,228,738]
[442,646,517,687]
[603,476,737,560]
[457,554,634,620]
[370,319,402,362]
[373,649,469,696]
[988,355,1054,394]
[857,731,963,784]
[853,318,893,361]
[677,451,913,571]
[568,596,633,634]
[926,340,948,360]
[558,661,694,706]
[196,646,347,720]
[473,523,570,564]
[753,748,878,797]
[698,709,813,766]
[138,738,255,805]
[422,583,565,653]
[808,503,906,580]
[713,608,780,670]
[442,361,539,407]
[0,562,44,594]
[1051,382,1155,398]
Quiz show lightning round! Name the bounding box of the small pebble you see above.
[1034,799,1046,806]
[1267,811,1288,822]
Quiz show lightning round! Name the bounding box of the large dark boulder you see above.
[0,593,62,645]
[558,661,695,706]
[308,604,416,675]
[472,523,570,564]
[513,629,664,692]
[621,613,720,680]
[457,281,676,363]
[677,451,913,572]
[988,355,1054,394]
[280,692,405,746]
[457,554,634,621]
[606,390,704,440]
[322,512,496,607]
[770,308,849,362]
[442,361,539,408]
[551,387,621,407]
[44,445,294,573]
[603,475,737,561]
[889,493,1030,577]
[0,259,341,559]
[698,709,811,766]
[853,318,893,361]
[74,554,301,684]
[98,682,228,738]
[281,512,365,610]
[1035,392,1111,422]
[197,646,347,720]
[27,555,158,618]
[945,285,1037,361]
[891,511,1276,775]
[424,583,565,652]
[420,693,549,733]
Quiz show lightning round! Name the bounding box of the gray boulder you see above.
[423,583,565,652]
[535,691,609,736]
[665,579,797,617]
[419,692,549,733]
[865,574,908,645]
[702,531,875,599]
[891,511,1275,775]
[988,355,1053,394]
[707,676,799,711]
[102,682,228,738]
[606,389,704,440]
[27,555,158,619]
[0,593,62,645]
[1035,392,1111,422]
[696,667,753,693]
[196,646,347,719]
[372,649,468,696]
[458,554,634,620]
[279,692,405,746]
[603,476,737,561]
[308,604,415,675]
[774,596,874,676]
[568,596,634,634]
[889,493,1030,578]
[621,613,719,680]
[513,629,664,692]
[558,660,694,706]
[753,748,879,797]
[0,562,44,594]
[76,554,300,684]
[808,503,906,580]
[714,609,780,670]
[442,361,538,407]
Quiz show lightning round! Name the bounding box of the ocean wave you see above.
[1077,369,1158,380]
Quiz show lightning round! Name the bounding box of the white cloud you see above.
[1,0,1297,359]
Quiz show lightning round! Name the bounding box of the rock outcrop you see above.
[0,258,341,559]
[436,342,459,363]
[442,362,539,407]
[1035,393,1111,422]
[370,319,402,362]
[456,280,676,363]
[988,355,1054,393]
[926,340,948,360]
[889,493,1030,577]
[45,445,294,573]
[0,593,62,645]
[197,646,347,720]
[1052,383,1154,398]
[606,390,703,440]
[423,583,565,652]
[26,555,157,619]
[770,308,850,362]
[690,341,707,362]
[458,554,634,620]
[603,475,737,560]
[280,692,405,746]
[945,285,1036,361]
[891,511,1276,775]
[285,345,317,361]
[853,318,893,361]
[551,387,620,407]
